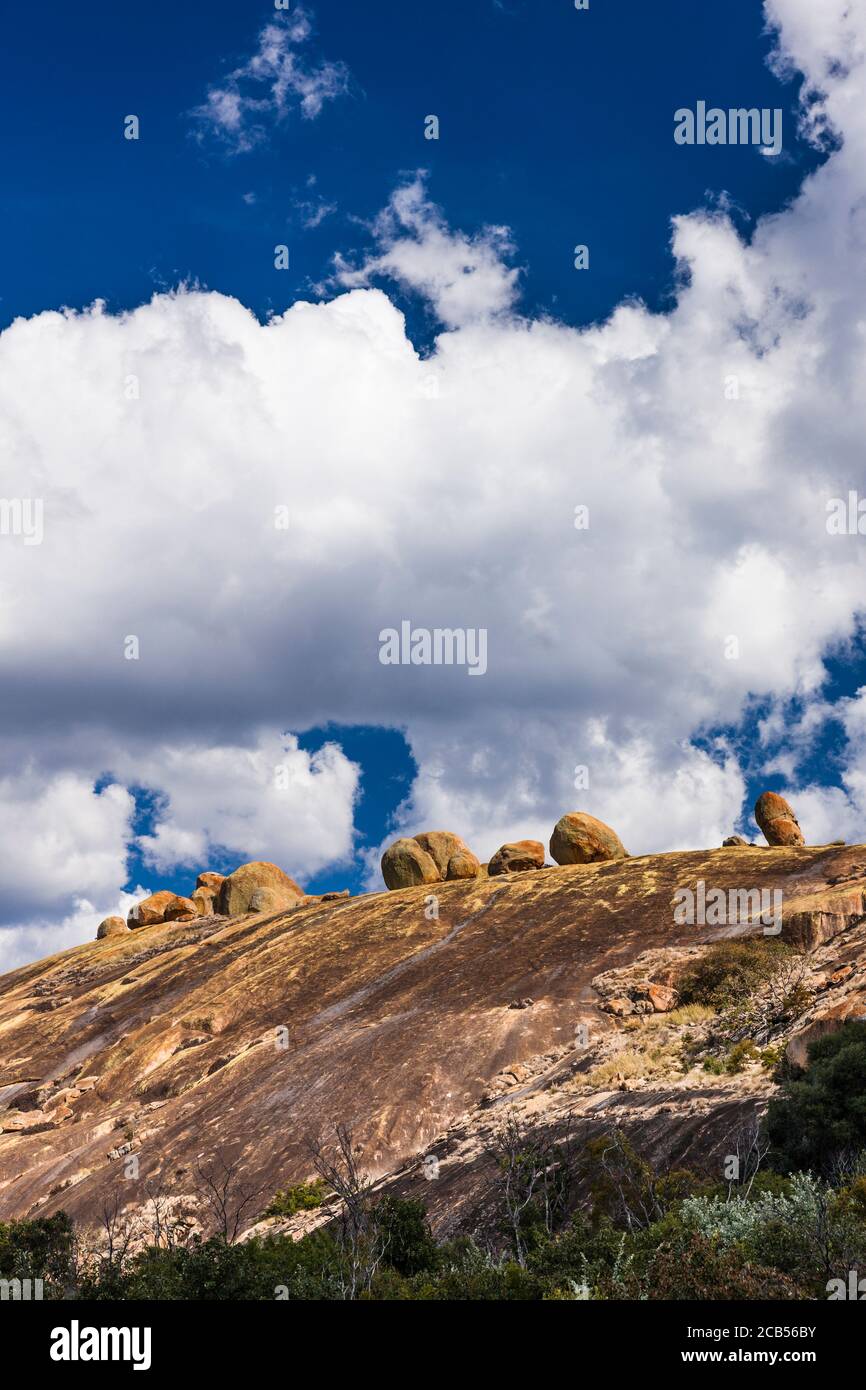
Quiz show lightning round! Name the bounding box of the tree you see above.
[194,1152,267,1244]
[487,1110,577,1264]
[307,1122,384,1298]
[766,1022,866,1175]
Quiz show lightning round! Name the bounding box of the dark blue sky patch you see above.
[0,0,822,344]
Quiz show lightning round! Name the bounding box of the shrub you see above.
[371,1196,439,1278]
[263,1178,327,1219]
[576,1131,706,1231]
[677,939,792,1011]
[680,1171,823,1248]
[701,1054,727,1075]
[597,1229,803,1300]
[585,1041,682,1090]
[0,1211,74,1294]
[765,1021,866,1175]
[725,1039,761,1073]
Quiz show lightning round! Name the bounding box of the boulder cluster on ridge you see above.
[95,790,818,938]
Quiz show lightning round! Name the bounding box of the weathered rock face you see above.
[755,791,805,847]
[723,835,750,847]
[191,887,217,917]
[163,895,199,923]
[2,843,865,1237]
[382,832,480,889]
[414,831,481,882]
[95,916,129,940]
[249,887,291,914]
[381,838,441,890]
[196,872,225,893]
[550,812,628,865]
[128,891,184,929]
[216,861,304,916]
[786,993,866,1069]
[487,840,545,875]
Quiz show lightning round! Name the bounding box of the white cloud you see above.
[788,687,866,844]
[191,8,349,154]
[332,175,520,328]
[1,0,866,959]
[0,889,145,976]
[0,774,134,922]
[297,196,337,230]
[362,726,746,883]
[133,733,360,876]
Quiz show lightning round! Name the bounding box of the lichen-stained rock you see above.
[249,886,298,914]
[2,841,866,1237]
[487,840,545,875]
[96,916,129,940]
[192,874,224,914]
[414,831,481,882]
[550,812,628,865]
[162,895,199,923]
[786,992,866,1069]
[191,887,217,917]
[413,831,463,877]
[128,890,181,929]
[646,983,677,1013]
[217,862,304,916]
[381,837,441,890]
[754,791,805,847]
[444,848,482,881]
[196,871,225,893]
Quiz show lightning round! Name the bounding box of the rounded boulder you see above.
[162,895,199,922]
[754,792,804,847]
[128,890,181,929]
[413,831,481,882]
[196,871,225,893]
[444,848,482,881]
[217,862,304,917]
[487,840,546,876]
[549,812,628,866]
[381,838,440,890]
[96,915,130,940]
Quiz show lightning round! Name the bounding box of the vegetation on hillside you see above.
[5,1021,866,1301]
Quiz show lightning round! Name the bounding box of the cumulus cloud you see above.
[191,7,349,153]
[0,890,145,977]
[786,686,866,844]
[0,774,134,925]
[133,733,360,876]
[2,0,866,963]
[360,725,747,886]
[332,175,520,328]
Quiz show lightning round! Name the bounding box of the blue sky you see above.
[2,0,817,336]
[2,0,866,957]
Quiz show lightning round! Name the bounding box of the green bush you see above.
[8,1107,866,1300]
[263,1178,327,1218]
[0,1211,74,1295]
[766,1021,866,1176]
[372,1196,440,1278]
[596,1228,803,1300]
[677,939,792,1011]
